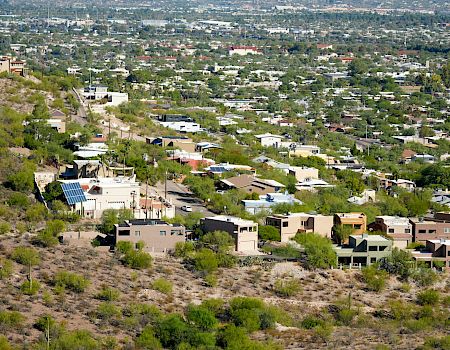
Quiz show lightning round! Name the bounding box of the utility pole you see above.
[145,173,149,220]
[164,169,168,199]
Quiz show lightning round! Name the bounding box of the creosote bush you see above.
[54,271,90,293]
[151,278,173,295]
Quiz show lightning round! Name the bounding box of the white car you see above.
[181,205,193,212]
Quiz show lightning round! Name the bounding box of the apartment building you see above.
[411,239,450,270]
[266,212,334,242]
[201,215,258,252]
[0,56,27,76]
[115,219,185,254]
[409,212,450,243]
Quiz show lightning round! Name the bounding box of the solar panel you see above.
[61,182,87,205]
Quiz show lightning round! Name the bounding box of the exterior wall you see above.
[334,213,367,236]
[0,59,10,73]
[289,167,319,182]
[312,216,334,238]
[335,235,392,266]
[410,220,450,243]
[259,137,282,148]
[202,217,258,252]
[115,222,185,253]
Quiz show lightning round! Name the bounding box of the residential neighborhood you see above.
[0,0,449,348]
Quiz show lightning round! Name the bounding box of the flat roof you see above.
[205,215,257,226]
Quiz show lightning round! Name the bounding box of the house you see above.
[147,136,196,153]
[333,234,393,267]
[242,193,302,215]
[201,215,258,252]
[169,150,215,170]
[295,179,334,191]
[400,149,417,163]
[288,145,321,157]
[266,212,334,241]
[378,177,416,192]
[115,219,185,254]
[81,86,128,106]
[139,196,176,219]
[333,212,367,238]
[220,174,285,195]
[368,216,412,249]
[59,176,141,219]
[160,121,204,133]
[347,189,376,205]
[409,212,450,243]
[0,56,27,76]
[288,167,319,182]
[46,117,66,133]
[228,46,262,56]
[157,114,193,123]
[61,160,106,179]
[411,154,436,164]
[411,239,450,270]
[205,163,255,176]
[255,133,283,148]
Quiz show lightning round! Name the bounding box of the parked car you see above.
[181,205,192,212]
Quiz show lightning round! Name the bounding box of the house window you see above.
[135,231,140,237]
[418,230,426,234]
[118,230,130,236]
[369,246,377,251]
[444,228,450,233]
[379,246,387,251]
[371,257,377,263]
[405,229,410,233]
[282,222,289,227]
[428,230,436,234]
[354,224,362,229]
[160,231,166,236]
[388,228,394,233]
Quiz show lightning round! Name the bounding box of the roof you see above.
[205,215,257,226]
[350,234,389,242]
[61,182,87,205]
[255,133,282,139]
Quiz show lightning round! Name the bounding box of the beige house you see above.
[147,136,197,153]
[201,215,258,252]
[266,212,334,242]
[333,212,367,240]
[115,219,185,254]
[288,167,319,182]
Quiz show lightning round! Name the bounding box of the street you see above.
[141,180,215,217]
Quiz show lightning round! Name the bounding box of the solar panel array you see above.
[61,182,87,205]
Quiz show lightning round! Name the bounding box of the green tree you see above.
[200,231,234,252]
[193,248,218,275]
[186,305,218,331]
[258,225,281,241]
[293,233,337,269]
[361,265,388,292]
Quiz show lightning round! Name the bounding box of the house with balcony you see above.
[201,215,258,252]
[266,212,334,242]
[334,234,393,267]
[115,219,185,254]
[333,213,367,243]
[411,239,450,270]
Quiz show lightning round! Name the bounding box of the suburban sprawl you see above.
[0,0,449,349]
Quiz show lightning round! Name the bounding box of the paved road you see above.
[142,180,215,217]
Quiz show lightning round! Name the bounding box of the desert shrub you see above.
[155,314,189,349]
[406,242,425,250]
[151,278,173,295]
[95,286,120,301]
[204,273,218,287]
[216,252,236,268]
[379,248,413,280]
[417,290,440,306]
[173,241,195,258]
[49,330,100,349]
[273,278,301,297]
[0,258,13,279]
[411,269,437,287]
[389,300,413,321]
[135,327,162,349]
[201,299,224,317]
[293,233,337,269]
[7,192,29,208]
[405,317,433,333]
[34,230,59,247]
[21,280,41,295]
[301,315,324,329]
[200,230,234,252]
[229,297,278,332]
[54,271,90,293]
[0,310,25,331]
[122,250,152,269]
[264,245,301,259]
[96,302,121,320]
[0,221,11,235]
[258,225,281,241]
[337,308,358,326]
[0,335,13,350]
[420,336,450,350]
[11,246,40,266]
[361,265,388,292]
[186,304,218,331]
[116,241,133,254]
[193,248,218,275]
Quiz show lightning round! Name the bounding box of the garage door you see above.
[239,240,256,251]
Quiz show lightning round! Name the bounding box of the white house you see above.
[255,133,283,148]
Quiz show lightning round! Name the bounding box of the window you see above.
[354,224,362,229]
[369,246,377,251]
[282,222,289,227]
[379,246,387,251]
[160,231,166,236]
[388,228,394,233]
[371,257,377,263]
[118,230,130,236]
[418,230,426,234]
[428,230,436,234]
[405,229,410,233]
[135,231,140,237]
[444,228,450,233]
[171,230,182,236]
